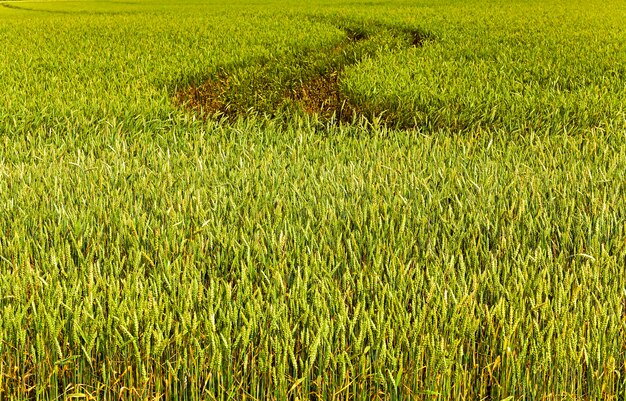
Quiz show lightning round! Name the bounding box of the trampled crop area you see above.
[1,0,625,399]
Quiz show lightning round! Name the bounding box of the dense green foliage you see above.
[1,0,625,399]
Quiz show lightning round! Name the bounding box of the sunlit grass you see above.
[0,0,625,399]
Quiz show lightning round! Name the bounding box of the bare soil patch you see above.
[173,22,433,126]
